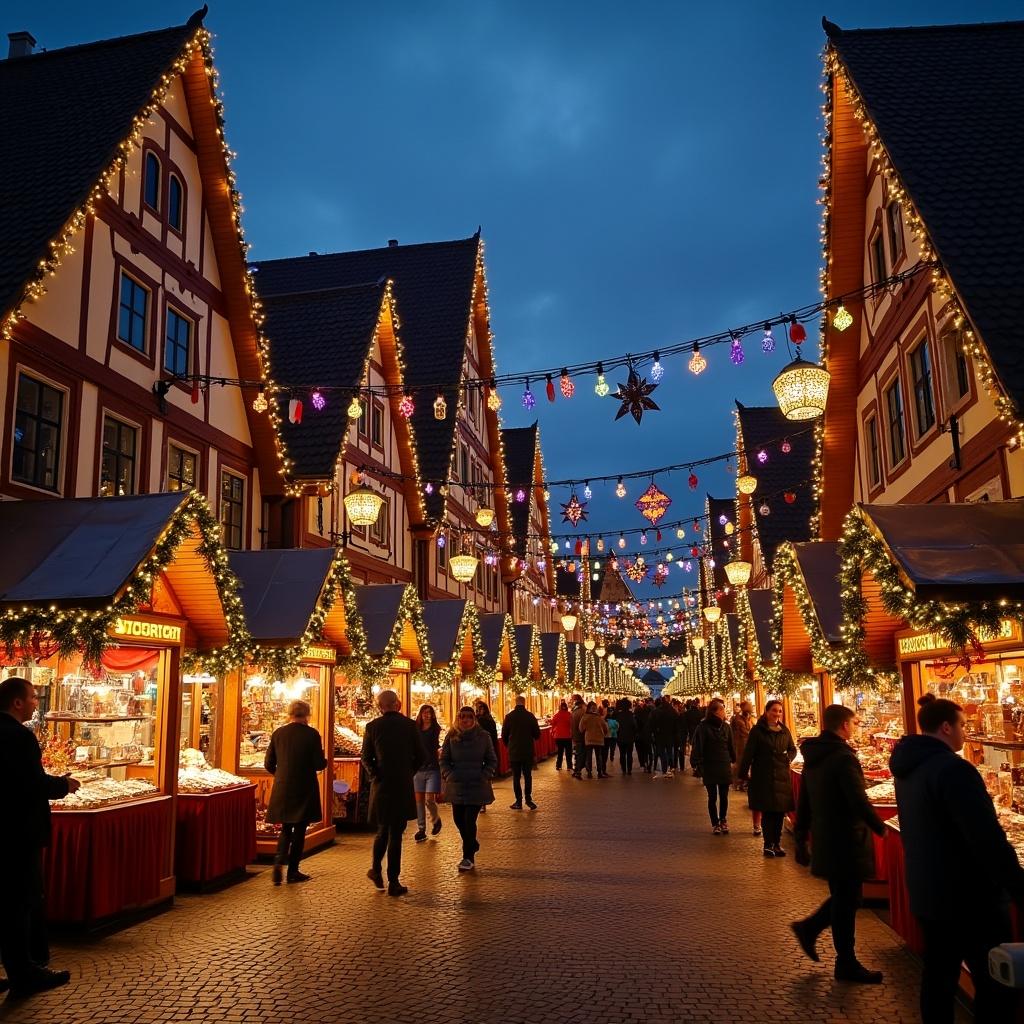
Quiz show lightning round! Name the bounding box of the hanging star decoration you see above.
[560,491,589,528]
[634,482,672,526]
[613,363,660,425]
[625,558,649,583]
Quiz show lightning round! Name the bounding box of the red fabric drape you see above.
[100,647,160,673]
[175,786,257,884]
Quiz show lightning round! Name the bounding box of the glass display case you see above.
[836,682,904,782]
[1,663,53,737]
[239,671,322,770]
[790,676,821,741]
[334,675,377,756]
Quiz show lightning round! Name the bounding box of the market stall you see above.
[420,599,486,728]
[478,612,517,755]
[0,492,249,923]
[536,631,568,756]
[738,587,776,712]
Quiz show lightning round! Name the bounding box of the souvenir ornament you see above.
[561,492,589,528]
[613,365,660,425]
[635,482,672,526]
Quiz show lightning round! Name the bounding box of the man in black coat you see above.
[0,677,78,998]
[501,696,541,810]
[360,690,423,897]
[615,699,638,775]
[634,699,653,772]
[792,704,885,984]
[891,694,1024,1023]
[650,697,678,777]
[265,699,328,886]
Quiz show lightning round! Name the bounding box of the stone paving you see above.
[3,762,971,1024]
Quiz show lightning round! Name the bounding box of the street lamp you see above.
[343,483,384,527]
[449,553,479,584]
[773,357,830,421]
[724,558,753,588]
[560,613,578,632]
[703,605,721,624]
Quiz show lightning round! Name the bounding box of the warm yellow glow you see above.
[475,506,495,528]
[833,304,853,332]
[347,396,363,420]
[596,646,606,658]
[692,636,705,651]
[449,553,479,584]
[773,357,830,421]
[737,474,757,495]
[584,638,596,651]
[703,606,721,623]
[724,559,752,587]
[561,614,578,632]
[343,484,384,526]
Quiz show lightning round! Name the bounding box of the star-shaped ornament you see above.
[560,492,589,528]
[613,365,660,425]
[635,482,672,526]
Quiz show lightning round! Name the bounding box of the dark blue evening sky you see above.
[11,1,1020,606]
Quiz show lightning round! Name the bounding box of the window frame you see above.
[163,305,195,378]
[369,494,389,548]
[908,338,937,440]
[116,271,150,355]
[884,377,907,470]
[166,441,199,493]
[886,202,905,266]
[99,414,139,497]
[869,228,887,287]
[144,151,161,213]
[220,469,246,550]
[167,174,184,234]
[864,413,881,492]
[12,371,66,494]
[939,326,973,416]
[370,400,384,450]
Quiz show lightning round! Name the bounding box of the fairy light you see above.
[689,342,707,376]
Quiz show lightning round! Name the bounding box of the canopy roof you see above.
[353,583,424,665]
[478,612,514,674]
[422,599,476,668]
[744,588,775,663]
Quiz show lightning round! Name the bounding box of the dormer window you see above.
[144,152,161,211]
[168,175,183,231]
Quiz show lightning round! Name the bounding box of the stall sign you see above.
[302,645,336,664]
[391,657,411,671]
[898,618,1018,657]
[110,616,182,644]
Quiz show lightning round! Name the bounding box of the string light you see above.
[650,351,665,383]
[399,391,414,418]
[433,392,447,420]
[688,342,707,376]
[615,477,626,498]
[252,386,268,413]
[762,323,775,354]
[487,384,502,411]
[594,362,610,397]
[832,304,853,332]
[730,334,744,365]
[522,380,536,410]
[560,369,575,399]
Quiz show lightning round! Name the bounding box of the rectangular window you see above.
[100,416,137,496]
[886,203,904,261]
[369,496,389,547]
[865,416,881,489]
[885,379,906,467]
[870,231,886,286]
[220,471,244,550]
[371,404,383,447]
[437,539,447,570]
[941,329,970,402]
[117,273,149,353]
[910,340,936,436]
[164,308,192,376]
[12,373,64,492]
[460,445,469,485]
[357,402,368,438]
[167,444,197,492]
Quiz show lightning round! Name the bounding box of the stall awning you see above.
[422,599,472,668]
[229,548,338,645]
[479,612,513,673]
[862,500,1024,601]
[353,583,424,666]
[513,623,538,679]
[792,542,844,644]
[745,589,775,663]
[775,541,842,673]
[539,632,565,681]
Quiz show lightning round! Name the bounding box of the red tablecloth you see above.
[534,725,554,761]
[496,742,511,775]
[883,822,925,953]
[176,785,257,885]
[45,797,172,925]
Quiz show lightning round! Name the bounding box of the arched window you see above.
[168,175,183,230]
[144,152,161,210]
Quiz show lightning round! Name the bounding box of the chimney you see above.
[387,238,398,247]
[308,251,318,257]
[7,31,36,58]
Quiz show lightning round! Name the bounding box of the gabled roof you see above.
[261,282,387,480]
[539,632,564,679]
[421,599,471,666]
[591,556,633,604]
[642,669,665,686]
[253,234,482,519]
[736,404,814,566]
[0,15,201,320]
[824,18,1024,411]
[790,541,844,644]
[745,588,775,663]
[354,584,408,656]
[502,423,538,556]
[228,548,336,643]
[513,623,538,678]
[479,612,514,672]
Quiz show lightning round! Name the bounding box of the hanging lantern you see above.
[703,605,721,623]
[784,490,797,504]
[692,636,705,651]
[311,389,326,412]
[594,361,610,397]
[688,470,698,490]
[789,316,807,344]
[398,391,414,418]
[773,357,831,420]
[487,384,502,411]
[288,398,303,424]
[688,342,707,376]
[724,521,735,535]
[545,375,556,402]
[595,646,606,658]
[737,473,757,495]
[724,558,752,588]
[344,483,384,527]
[449,553,479,584]
[761,323,775,354]
[676,527,685,539]
[832,304,854,332]
[252,385,269,413]
[730,334,744,365]
[561,613,578,632]
[759,501,771,516]
[346,393,362,420]
[584,638,596,652]
[596,536,605,552]
[475,506,495,528]
[522,380,536,410]
[433,392,447,419]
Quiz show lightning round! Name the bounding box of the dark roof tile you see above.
[501,424,537,556]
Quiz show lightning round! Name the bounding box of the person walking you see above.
[605,713,620,768]
[615,698,637,775]
[412,704,442,842]
[635,698,653,772]
[473,700,500,812]
[578,701,610,778]
[690,698,736,834]
[266,698,328,886]
[791,704,886,984]
[890,694,1024,1022]
[570,694,588,779]
[0,677,78,998]
[550,700,573,771]
[651,697,678,777]
[738,699,796,855]
[361,690,423,896]
[501,695,541,810]
[440,706,498,871]
[730,700,755,791]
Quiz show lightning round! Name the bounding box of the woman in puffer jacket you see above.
[575,701,610,778]
[691,698,736,833]
[440,706,497,872]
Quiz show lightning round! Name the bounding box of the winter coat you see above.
[570,703,587,742]
[0,711,70,850]
[265,721,328,825]
[440,725,497,805]
[794,732,884,881]
[635,705,654,741]
[738,718,797,813]
[476,710,499,755]
[607,718,620,740]
[651,704,678,744]
[730,712,754,758]
[615,710,638,744]
[673,709,689,744]
[690,716,736,786]
[501,705,541,762]
[891,734,1024,921]
[579,711,610,746]
[550,709,573,740]
[360,711,423,826]
[683,706,705,739]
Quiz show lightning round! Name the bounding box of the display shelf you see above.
[46,713,152,723]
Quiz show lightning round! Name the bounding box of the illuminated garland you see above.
[508,624,541,694]
[419,602,489,690]
[1,492,249,666]
[835,508,1019,686]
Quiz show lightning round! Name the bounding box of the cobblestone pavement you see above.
[3,763,970,1024]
